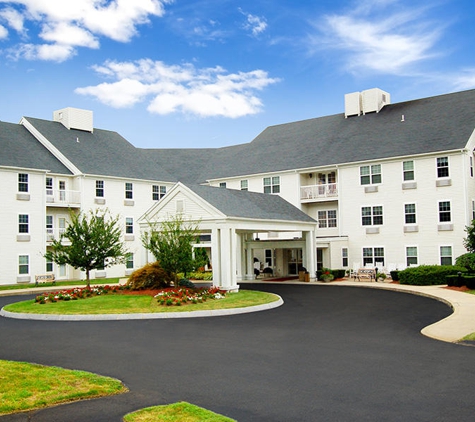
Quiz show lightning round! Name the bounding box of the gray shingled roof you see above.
[0,121,72,174]
[24,117,177,181]
[201,89,475,180]
[186,184,316,222]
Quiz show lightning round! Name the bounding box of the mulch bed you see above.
[444,285,471,292]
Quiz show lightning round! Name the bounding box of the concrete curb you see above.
[0,296,283,321]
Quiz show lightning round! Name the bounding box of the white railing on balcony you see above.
[46,189,81,206]
[46,228,67,242]
[300,183,338,201]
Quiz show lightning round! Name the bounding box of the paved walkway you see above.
[1,279,475,342]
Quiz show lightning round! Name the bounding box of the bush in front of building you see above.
[399,265,467,286]
[455,253,475,273]
[127,262,173,290]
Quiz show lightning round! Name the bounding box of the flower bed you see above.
[34,285,226,307]
[35,285,127,304]
[155,287,226,306]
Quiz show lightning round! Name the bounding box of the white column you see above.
[305,230,316,279]
[211,227,221,288]
[246,240,253,280]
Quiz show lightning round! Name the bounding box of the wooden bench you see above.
[353,268,376,282]
[35,274,55,286]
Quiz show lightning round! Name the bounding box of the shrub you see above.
[127,262,173,290]
[332,269,346,279]
[390,270,400,281]
[464,275,475,290]
[455,253,475,272]
[399,265,467,286]
[177,271,213,281]
[178,278,196,289]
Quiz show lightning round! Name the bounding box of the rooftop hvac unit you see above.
[53,107,93,132]
[344,92,362,118]
[361,88,390,114]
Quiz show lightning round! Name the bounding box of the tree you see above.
[464,219,475,253]
[44,209,128,286]
[141,214,200,281]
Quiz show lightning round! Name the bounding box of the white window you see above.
[263,176,280,194]
[265,249,274,267]
[176,200,184,213]
[342,248,348,267]
[126,253,134,269]
[240,180,248,191]
[58,180,66,201]
[440,246,452,265]
[219,182,227,188]
[406,246,418,266]
[404,204,416,224]
[361,206,383,226]
[46,257,53,272]
[125,217,134,234]
[362,247,384,266]
[470,155,474,178]
[360,164,381,185]
[46,177,53,196]
[96,180,104,197]
[317,210,337,228]
[472,200,475,221]
[152,185,166,200]
[46,215,53,240]
[438,201,451,222]
[125,182,133,199]
[19,255,29,275]
[18,173,28,192]
[403,161,414,181]
[19,214,29,233]
[437,157,449,178]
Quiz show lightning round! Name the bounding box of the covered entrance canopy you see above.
[139,183,318,291]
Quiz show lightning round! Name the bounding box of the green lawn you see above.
[124,402,235,422]
[4,290,280,315]
[0,360,127,415]
[0,278,120,291]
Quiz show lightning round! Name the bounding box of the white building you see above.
[1,89,475,289]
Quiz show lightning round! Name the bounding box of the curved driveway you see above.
[0,284,474,422]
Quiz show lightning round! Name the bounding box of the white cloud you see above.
[452,69,475,90]
[311,2,441,75]
[239,8,267,36]
[0,0,172,61]
[75,59,280,118]
[0,23,7,38]
[0,6,25,33]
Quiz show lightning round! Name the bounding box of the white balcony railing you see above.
[300,183,338,201]
[46,228,67,242]
[46,189,81,206]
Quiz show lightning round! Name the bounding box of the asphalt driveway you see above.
[0,284,474,422]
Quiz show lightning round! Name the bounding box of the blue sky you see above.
[1,0,475,149]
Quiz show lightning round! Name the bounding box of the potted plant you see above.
[320,268,334,283]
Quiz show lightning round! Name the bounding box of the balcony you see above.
[46,189,81,207]
[300,183,338,202]
[46,228,67,242]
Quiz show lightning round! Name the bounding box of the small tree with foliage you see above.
[464,219,475,253]
[141,215,200,281]
[44,209,128,286]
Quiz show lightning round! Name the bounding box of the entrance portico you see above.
[140,183,317,292]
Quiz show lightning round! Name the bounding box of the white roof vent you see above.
[53,107,93,132]
[345,88,390,118]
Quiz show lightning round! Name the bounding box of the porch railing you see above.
[46,189,81,206]
[300,183,338,201]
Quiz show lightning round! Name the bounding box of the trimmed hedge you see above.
[399,265,467,286]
